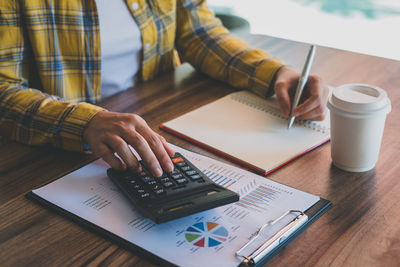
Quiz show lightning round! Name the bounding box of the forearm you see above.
[0,82,104,151]
[175,0,284,97]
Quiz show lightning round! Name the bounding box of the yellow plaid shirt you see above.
[0,0,283,152]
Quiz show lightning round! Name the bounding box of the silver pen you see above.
[287,45,316,129]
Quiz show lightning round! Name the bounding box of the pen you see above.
[287,45,316,129]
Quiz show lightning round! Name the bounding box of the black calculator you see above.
[107,152,239,223]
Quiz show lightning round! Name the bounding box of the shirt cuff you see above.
[249,56,284,98]
[57,102,105,152]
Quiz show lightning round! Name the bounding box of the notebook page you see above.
[163,91,330,173]
[32,144,319,267]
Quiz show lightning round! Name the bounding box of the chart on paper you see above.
[203,169,238,188]
[172,144,299,217]
[236,185,280,212]
[83,179,121,211]
[185,222,229,248]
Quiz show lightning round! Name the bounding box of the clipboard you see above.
[26,191,331,267]
[235,202,330,266]
[25,143,331,266]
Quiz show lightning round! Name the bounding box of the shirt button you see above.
[131,2,139,10]
[145,43,151,50]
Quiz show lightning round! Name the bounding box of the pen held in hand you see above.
[287,45,316,129]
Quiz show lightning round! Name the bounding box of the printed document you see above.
[33,144,319,267]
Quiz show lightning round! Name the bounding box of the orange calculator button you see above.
[172,157,184,163]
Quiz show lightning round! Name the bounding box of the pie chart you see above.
[185,222,229,247]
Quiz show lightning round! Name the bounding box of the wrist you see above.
[83,110,107,145]
[268,65,288,97]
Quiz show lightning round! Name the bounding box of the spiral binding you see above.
[230,92,329,134]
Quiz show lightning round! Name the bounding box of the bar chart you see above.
[236,185,281,212]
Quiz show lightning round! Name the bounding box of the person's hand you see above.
[83,111,175,176]
[273,65,329,121]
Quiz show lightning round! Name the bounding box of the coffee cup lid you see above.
[328,84,391,116]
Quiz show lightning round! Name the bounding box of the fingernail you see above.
[136,165,142,172]
[154,166,163,177]
[168,161,174,171]
[284,109,289,117]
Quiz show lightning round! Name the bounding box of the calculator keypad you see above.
[114,153,206,202]
[107,152,240,223]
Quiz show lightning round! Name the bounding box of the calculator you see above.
[107,152,239,223]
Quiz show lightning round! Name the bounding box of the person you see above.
[0,0,328,177]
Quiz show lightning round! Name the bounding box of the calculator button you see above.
[171,157,184,163]
[133,184,141,190]
[160,177,171,183]
[175,178,188,185]
[162,181,174,188]
[137,189,146,194]
[171,173,183,180]
[141,176,154,183]
[190,174,202,180]
[118,170,132,179]
[154,188,166,196]
[140,192,151,199]
[147,180,157,186]
[176,162,187,167]
[151,184,163,191]
[185,170,197,176]
[180,166,191,171]
[139,171,148,176]
[171,169,181,175]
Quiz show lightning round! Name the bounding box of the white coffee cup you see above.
[327,84,391,172]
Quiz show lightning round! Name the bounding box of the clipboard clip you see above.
[235,210,308,267]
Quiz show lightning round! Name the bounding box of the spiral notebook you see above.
[160,91,330,175]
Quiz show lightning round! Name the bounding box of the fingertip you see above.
[162,141,175,157]
[130,163,142,173]
[126,158,140,171]
[111,161,125,171]
[283,108,290,118]
[153,166,163,177]
[167,147,175,157]
[275,91,291,118]
[292,106,299,117]
[166,159,174,172]
[114,160,126,171]
[121,162,127,171]
[293,98,311,116]
[160,155,174,173]
[159,145,175,172]
[102,152,124,171]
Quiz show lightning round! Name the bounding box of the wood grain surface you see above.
[1,34,400,267]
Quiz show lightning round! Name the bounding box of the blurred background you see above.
[209,0,400,60]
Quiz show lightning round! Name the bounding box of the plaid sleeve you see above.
[0,2,104,152]
[175,0,284,97]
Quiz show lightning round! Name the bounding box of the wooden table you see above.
[1,34,400,266]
